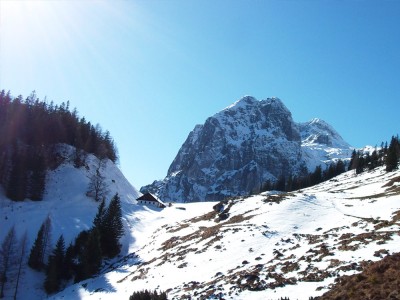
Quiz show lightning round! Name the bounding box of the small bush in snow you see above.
[129,289,167,300]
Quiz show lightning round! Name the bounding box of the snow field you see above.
[1,145,399,300]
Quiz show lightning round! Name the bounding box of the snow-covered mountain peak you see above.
[142,95,354,202]
[300,118,350,149]
[262,96,288,109]
[310,117,322,124]
[299,118,352,172]
[214,96,294,135]
[143,95,308,202]
[223,95,258,111]
[219,96,290,119]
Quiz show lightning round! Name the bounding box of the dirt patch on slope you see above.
[160,212,255,252]
[382,176,400,188]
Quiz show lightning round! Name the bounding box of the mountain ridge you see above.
[2,91,397,300]
[142,96,352,202]
[0,118,398,300]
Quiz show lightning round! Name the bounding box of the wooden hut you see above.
[137,193,166,208]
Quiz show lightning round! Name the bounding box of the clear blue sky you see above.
[1,0,399,189]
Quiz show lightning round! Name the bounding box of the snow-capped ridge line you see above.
[142,95,352,202]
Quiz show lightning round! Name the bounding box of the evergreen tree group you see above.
[0,90,118,201]
[385,136,400,172]
[72,193,124,284]
[263,159,347,192]
[44,235,66,294]
[0,226,17,298]
[263,134,399,193]
[129,290,167,300]
[28,215,52,271]
[349,135,400,174]
[0,226,28,299]
[97,194,124,258]
[28,194,124,294]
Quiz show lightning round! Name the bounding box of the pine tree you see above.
[261,180,272,192]
[28,224,45,270]
[73,147,86,168]
[85,228,102,275]
[129,290,167,300]
[75,198,107,282]
[356,154,365,174]
[348,149,358,171]
[310,165,322,185]
[364,152,371,170]
[386,136,399,172]
[0,226,17,298]
[324,163,335,181]
[6,144,28,201]
[28,215,52,271]
[73,230,89,260]
[44,235,65,294]
[93,198,106,229]
[29,149,46,200]
[42,215,52,264]
[335,159,346,175]
[349,150,365,174]
[291,175,299,191]
[75,228,102,282]
[369,150,379,170]
[285,174,293,192]
[101,193,124,258]
[63,243,75,281]
[275,175,286,192]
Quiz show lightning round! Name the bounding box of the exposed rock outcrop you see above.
[142,96,352,202]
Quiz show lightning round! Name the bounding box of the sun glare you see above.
[1,0,101,83]
[1,0,62,57]
[1,0,52,34]
[0,0,153,96]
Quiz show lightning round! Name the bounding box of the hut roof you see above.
[137,193,165,205]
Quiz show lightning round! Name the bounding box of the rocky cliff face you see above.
[142,96,352,202]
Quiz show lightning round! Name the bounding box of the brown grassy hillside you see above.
[320,252,400,300]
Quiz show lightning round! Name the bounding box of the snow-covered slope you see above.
[142,96,353,202]
[0,144,143,300]
[52,166,400,300]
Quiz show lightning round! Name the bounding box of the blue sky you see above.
[1,0,399,189]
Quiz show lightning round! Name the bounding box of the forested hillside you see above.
[0,90,118,201]
[264,135,400,193]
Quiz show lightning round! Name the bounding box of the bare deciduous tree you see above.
[87,159,108,202]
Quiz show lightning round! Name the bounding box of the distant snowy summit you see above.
[141,96,352,202]
[299,118,352,172]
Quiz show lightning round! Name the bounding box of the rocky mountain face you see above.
[142,96,352,202]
